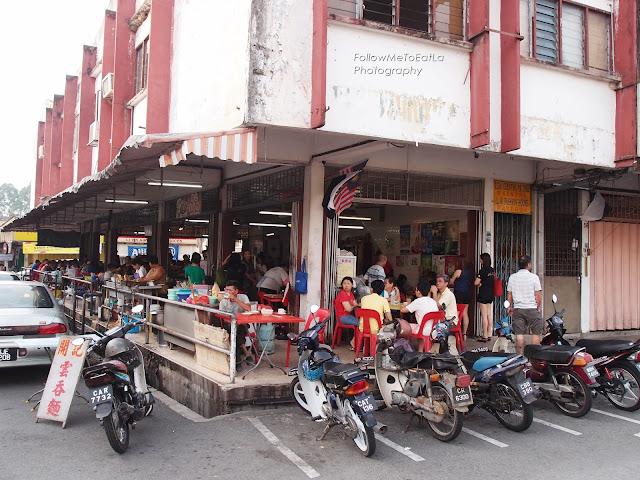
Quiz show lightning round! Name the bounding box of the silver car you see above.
[0,271,20,281]
[0,281,69,367]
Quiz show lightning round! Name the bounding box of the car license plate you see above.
[354,394,377,413]
[0,348,17,361]
[584,365,599,379]
[453,386,472,405]
[89,384,113,405]
[518,378,534,398]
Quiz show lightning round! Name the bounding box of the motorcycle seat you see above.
[524,344,582,363]
[575,339,636,357]
[323,362,365,388]
[401,352,459,370]
[460,351,518,372]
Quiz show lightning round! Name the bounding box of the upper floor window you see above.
[530,0,610,72]
[362,0,464,41]
[135,37,149,94]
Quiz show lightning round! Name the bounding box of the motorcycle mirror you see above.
[132,304,144,314]
[503,300,510,309]
[287,332,297,341]
[552,294,558,304]
[310,304,319,314]
[71,337,84,347]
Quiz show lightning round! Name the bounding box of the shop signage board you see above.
[23,242,80,255]
[36,336,88,428]
[176,193,202,218]
[494,181,532,214]
[127,245,180,260]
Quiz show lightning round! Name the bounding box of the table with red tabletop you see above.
[235,311,304,379]
[259,293,284,308]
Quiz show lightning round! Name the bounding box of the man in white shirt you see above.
[132,257,147,280]
[401,282,438,351]
[507,255,542,355]
[256,264,289,294]
[363,254,387,285]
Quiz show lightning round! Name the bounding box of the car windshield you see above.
[0,285,54,308]
[0,273,19,281]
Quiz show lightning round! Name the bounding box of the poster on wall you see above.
[432,255,446,276]
[444,256,459,276]
[399,225,410,254]
[419,254,432,279]
[176,193,202,219]
[411,224,421,254]
[420,224,433,254]
[396,256,406,267]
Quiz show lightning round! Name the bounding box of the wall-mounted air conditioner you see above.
[38,145,44,159]
[102,73,115,99]
[88,121,99,146]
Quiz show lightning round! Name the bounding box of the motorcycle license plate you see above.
[0,348,17,362]
[453,386,472,405]
[353,394,377,414]
[89,384,113,405]
[518,378,534,398]
[584,365,599,379]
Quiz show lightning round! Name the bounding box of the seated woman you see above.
[333,276,359,349]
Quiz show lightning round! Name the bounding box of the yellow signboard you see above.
[14,232,38,241]
[23,242,80,255]
[494,181,532,214]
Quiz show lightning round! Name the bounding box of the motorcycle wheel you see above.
[603,361,640,412]
[104,391,130,454]
[426,383,463,442]
[552,370,592,418]
[290,378,311,415]
[491,381,533,432]
[345,400,376,457]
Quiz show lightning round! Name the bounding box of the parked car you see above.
[0,272,20,281]
[0,281,68,367]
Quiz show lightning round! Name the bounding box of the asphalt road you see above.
[2,365,640,480]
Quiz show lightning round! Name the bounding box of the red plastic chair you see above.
[354,309,382,358]
[411,311,444,352]
[286,308,330,367]
[451,304,467,352]
[331,299,358,349]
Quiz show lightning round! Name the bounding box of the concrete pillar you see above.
[299,162,325,319]
[35,122,45,206]
[579,191,591,333]
[146,0,174,133]
[60,76,78,191]
[98,11,116,172]
[42,108,53,197]
[105,229,119,264]
[77,46,97,182]
[49,95,64,196]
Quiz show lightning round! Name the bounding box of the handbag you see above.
[493,277,503,297]
[295,259,308,294]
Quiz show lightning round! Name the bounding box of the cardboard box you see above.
[193,321,230,375]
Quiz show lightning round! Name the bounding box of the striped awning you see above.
[159,127,257,167]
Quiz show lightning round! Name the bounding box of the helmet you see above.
[310,349,335,367]
[105,338,140,368]
[431,321,451,342]
[396,319,413,340]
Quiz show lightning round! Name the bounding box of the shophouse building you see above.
[6,0,640,335]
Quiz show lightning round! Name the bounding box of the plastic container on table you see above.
[121,314,141,333]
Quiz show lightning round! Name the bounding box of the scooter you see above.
[289,306,378,457]
[492,308,516,354]
[516,298,599,417]
[543,294,640,411]
[375,319,473,442]
[78,304,155,453]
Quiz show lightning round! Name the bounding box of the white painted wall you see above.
[512,63,616,167]
[131,97,147,135]
[169,0,251,133]
[322,22,471,148]
[246,0,313,128]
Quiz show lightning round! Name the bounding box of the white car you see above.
[0,281,68,367]
[0,271,20,281]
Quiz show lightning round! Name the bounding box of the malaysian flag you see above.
[322,159,367,218]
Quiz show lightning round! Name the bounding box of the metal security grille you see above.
[494,212,532,320]
[600,193,640,223]
[545,190,580,276]
[112,205,158,229]
[227,167,304,210]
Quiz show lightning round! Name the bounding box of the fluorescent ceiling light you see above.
[105,199,149,205]
[233,221,239,226]
[249,222,289,228]
[266,232,275,237]
[259,211,292,216]
[148,181,202,188]
[339,215,372,221]
[134,231,145,235]
[202,234,209,237]
[186,219,209,223]
[339,225,364,230]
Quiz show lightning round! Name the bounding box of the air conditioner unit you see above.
[38,145,44,159]
[102,73,115,99]
[88,121,99,146]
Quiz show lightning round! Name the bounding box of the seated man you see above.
[400,282,438,351]
[429,274,459,355]
[218,280,254,370]
[359,279,393,336]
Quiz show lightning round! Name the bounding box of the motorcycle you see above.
[460,349,537,432]
[375,318,473,442]
[77,304,155,453]
[289,305,378,457]
[543,294,640,411]
[512,297,599,417]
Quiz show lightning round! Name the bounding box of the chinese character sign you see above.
[494,181,532,214]
[37,336,89,427]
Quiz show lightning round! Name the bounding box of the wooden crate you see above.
[193,321,230,375]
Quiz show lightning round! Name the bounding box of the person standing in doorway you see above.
[184,252,206,285]
[507,255,542,355]
[474,253,495,342]
[450,258,473,341]
[364,254,387,285]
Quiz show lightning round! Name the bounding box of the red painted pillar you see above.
[98,10,116,172]
[77,46,97,180]
[34,122,45,206]
[111,0,135,158]
[49,95,64,196]
[60,75,78,191]
[468,0,490,149]
[500,0,521,153]
[613,0,639,167]
[146,0,174,133]
[42,108,53,197]
[311,0,327,128]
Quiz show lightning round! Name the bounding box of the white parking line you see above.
[375,433,425,461]
[592,408,640,425]
[248,417,320,479]
[462,427,509,448]
[532,417,582,436]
